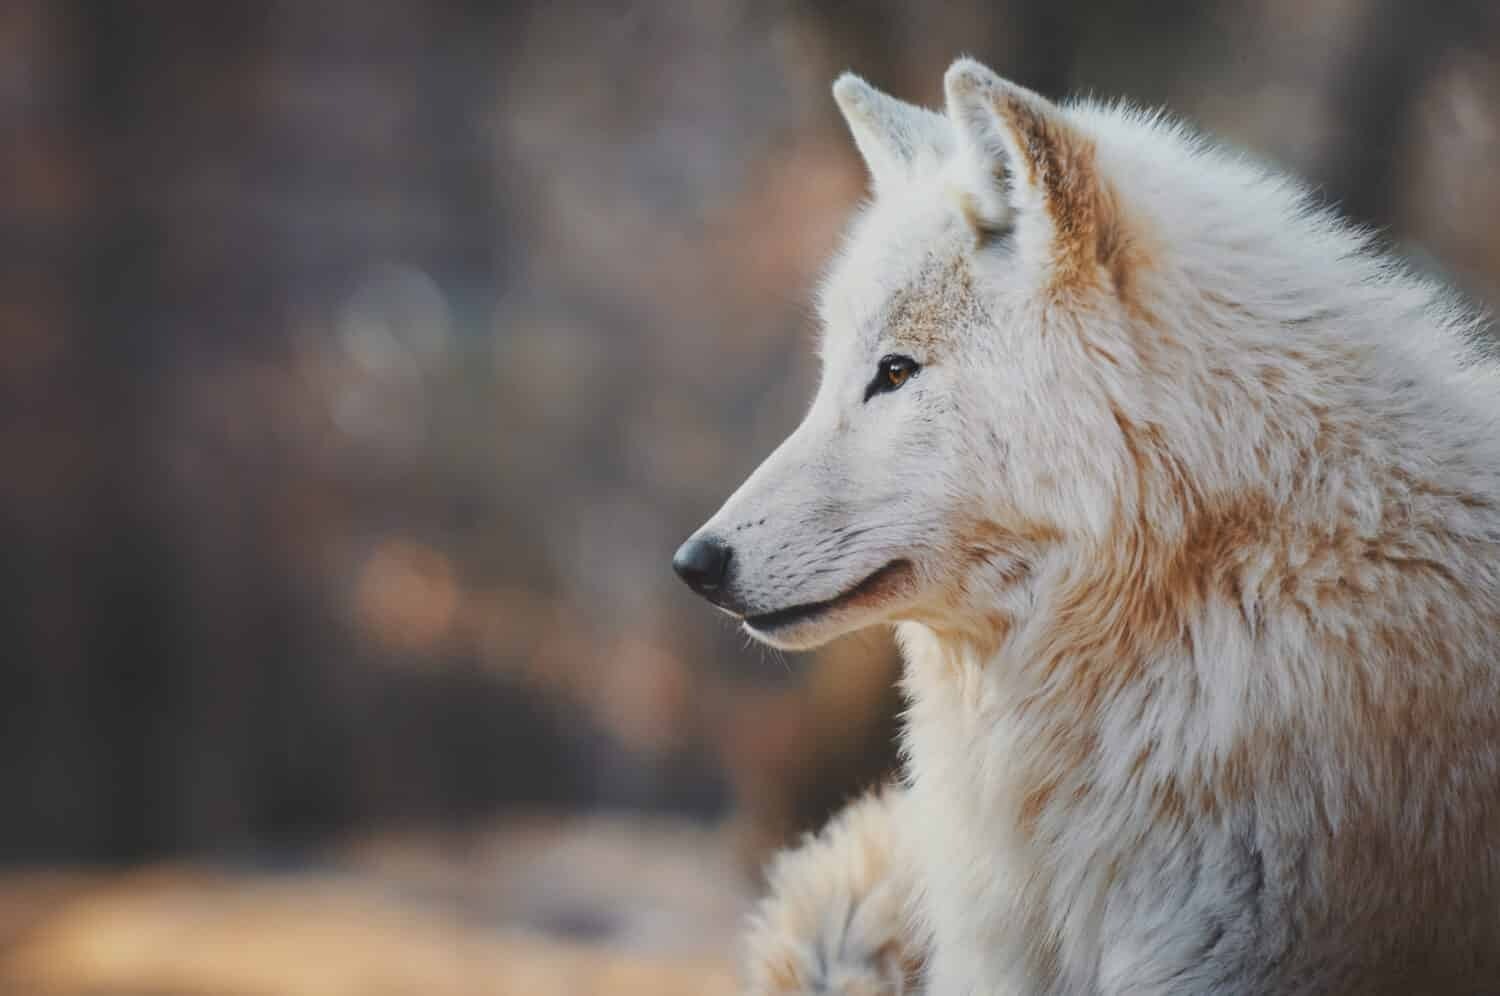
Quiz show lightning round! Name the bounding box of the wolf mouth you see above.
[744,559,914,632]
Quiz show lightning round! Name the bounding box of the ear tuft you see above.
[943,58,1120,287]
[832,70,948,191]
[942,58,997,102]
[943,59,1019,243]
[831,72,876,115]
[943,57,1050,172]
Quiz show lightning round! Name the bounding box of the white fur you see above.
[682,58,1500,994]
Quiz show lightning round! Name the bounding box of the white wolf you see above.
[672,57,1500,994]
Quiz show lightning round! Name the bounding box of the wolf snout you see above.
[671,534,733,600]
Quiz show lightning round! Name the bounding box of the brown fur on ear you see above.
[994,93,1137,298]
[947,60,1141,299]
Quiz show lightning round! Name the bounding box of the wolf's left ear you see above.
[945,59,1117,277]
[834,73,950,192]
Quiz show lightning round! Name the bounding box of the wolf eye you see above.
[864,354,921,402]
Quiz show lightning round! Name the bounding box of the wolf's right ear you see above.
[833,73,949,192]
[944,59,1117,278]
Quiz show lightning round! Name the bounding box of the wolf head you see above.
[671,59,1111,651]
[672,57,1473,653]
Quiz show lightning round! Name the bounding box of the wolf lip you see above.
[744,559,914,632]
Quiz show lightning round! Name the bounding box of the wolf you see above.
[672,57,1500,995]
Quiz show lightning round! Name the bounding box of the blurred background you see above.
[1,0,1497,992]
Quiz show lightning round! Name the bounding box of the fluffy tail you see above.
[741,787,926,995]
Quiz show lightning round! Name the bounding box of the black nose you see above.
[672,535,732,596]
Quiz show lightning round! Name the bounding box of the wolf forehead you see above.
[820,247,989,360]
[814,61,1111,362]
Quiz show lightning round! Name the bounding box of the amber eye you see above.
[864,354,921,402]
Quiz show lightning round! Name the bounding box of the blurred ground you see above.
[0,815,746,995]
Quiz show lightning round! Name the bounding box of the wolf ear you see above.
[833,73,949,191]
[944,59,1116,275]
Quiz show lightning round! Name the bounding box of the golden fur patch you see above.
[881,254,985,356]
[992,93,1152,310]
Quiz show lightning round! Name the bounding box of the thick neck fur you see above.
[893,107,1500,995]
